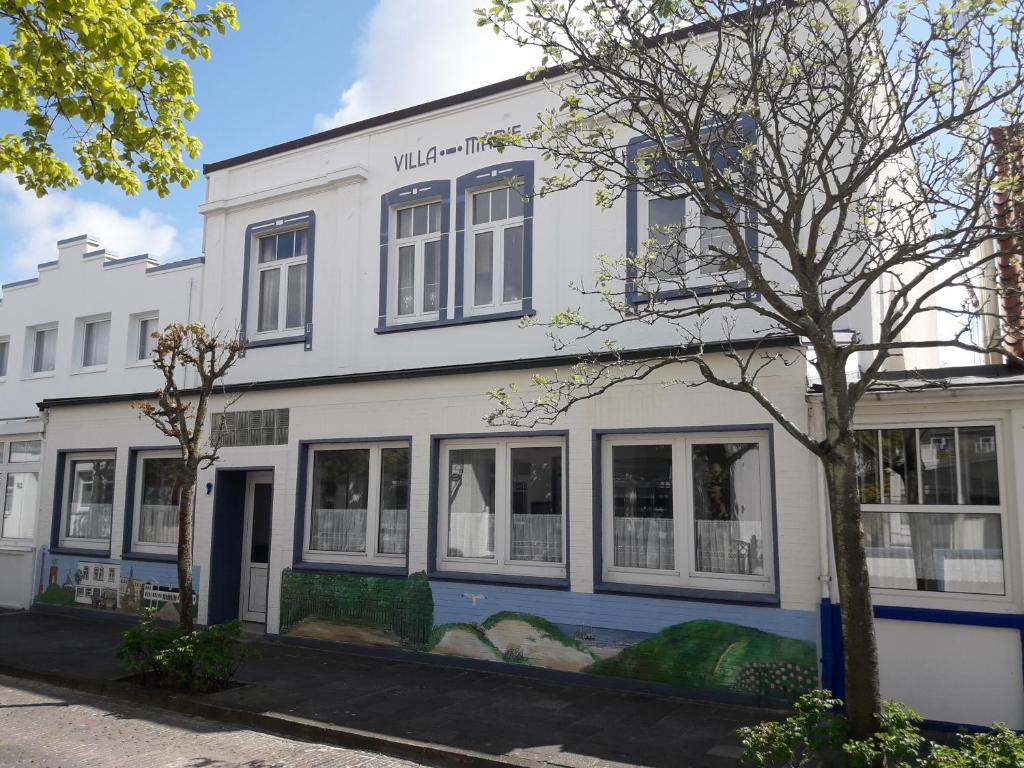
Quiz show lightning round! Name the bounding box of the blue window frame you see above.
[241,211,316,350]
[625,118,758,304]
[455,161,535,322]
[377,181,451,332]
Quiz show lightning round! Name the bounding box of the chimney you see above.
[991,125,1024,365]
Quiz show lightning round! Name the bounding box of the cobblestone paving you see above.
[0,675,429,768]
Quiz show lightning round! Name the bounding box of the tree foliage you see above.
[0,0,237,197]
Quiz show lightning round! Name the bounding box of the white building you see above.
[3,21,1023,731]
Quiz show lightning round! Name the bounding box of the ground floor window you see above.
[856,423,1005,596]
[304,442,410,565]
[437,437,565,579]
[601,431,773,594]
[60,453,116,549]
[132,452,185,554]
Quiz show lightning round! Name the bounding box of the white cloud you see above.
[0,174,182,283]
[314,0,540,130]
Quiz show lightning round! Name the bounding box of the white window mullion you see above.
[365,447,382,559]
[675,439,689,585]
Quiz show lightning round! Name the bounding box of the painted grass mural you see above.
[278,569,818,700]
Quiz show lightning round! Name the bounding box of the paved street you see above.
[0,675,428,768]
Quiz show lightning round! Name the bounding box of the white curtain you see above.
[510,514,561,562]
[614,517,674,569]
[67,504,112,539]
[448,511,493,558]
[695,519,763,574]
[378,507,408,554]
[138,503,177,545]
[310,507,367,552]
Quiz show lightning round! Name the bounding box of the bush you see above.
[738,690,1024,768]
[116,609,250,693]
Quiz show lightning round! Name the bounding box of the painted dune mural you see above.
[279,569,818,701]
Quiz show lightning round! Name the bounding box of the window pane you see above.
[34,328,56,373]
[473,231,493,306]
[957,426,999,505]
[491,187,508,221]
[510,447,562,563]
[258,235,276,263]
[0,341,8,377]
[137,317,156,360]
[413,202,428,236]
[447,448,495,558]
[65,458,115,540]
[9,440,41,463]
[428,202,441,233]
[276,230,295,261]
[285,263,307,329]
[864,511,1004,594]
[310,450,370,552]
[692,443,763,575]
[3,472,38,539]
[378,447,410,555]
[855,430,881,504]
[397,244,415,316]
[502,225,524,303]
[880,429,918,504]
[257,268,281,332]
[138,458,183,545]
[82,320,110,367]
[612,445,674,569]
[472,191,490,225]
[919,428,957,504]
[508,180,525,218]
[648,198,685,277]
[397,207,413,239]
[251,483,272,564]
[294,228,308,257]
[699,201,741,274]
[423,240,440,313]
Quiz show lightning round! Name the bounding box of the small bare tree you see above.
[479,0,1024,738]
[133,323,244,632]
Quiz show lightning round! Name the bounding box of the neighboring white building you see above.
[4,21,1022,731]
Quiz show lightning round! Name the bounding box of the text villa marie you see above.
[393,124,522,172]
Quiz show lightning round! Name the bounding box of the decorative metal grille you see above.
[211,409,289,448]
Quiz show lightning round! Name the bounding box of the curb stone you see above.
[0,663,542,768]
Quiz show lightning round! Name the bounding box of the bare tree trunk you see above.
[176,478,196,634]
[820,364,881,740]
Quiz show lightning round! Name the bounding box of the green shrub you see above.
[116,609,250,693]
[738,690,1024,768]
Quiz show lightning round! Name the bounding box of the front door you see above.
[239,472,272,623]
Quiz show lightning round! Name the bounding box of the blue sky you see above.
[0,0,536,286]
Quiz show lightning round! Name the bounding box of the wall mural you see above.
[33,548,198,621]
[279,569,818,701]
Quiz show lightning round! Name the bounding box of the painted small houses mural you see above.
[278,569,817,702]
[34,549,198,621]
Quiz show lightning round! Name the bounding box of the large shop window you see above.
[131,452,185,555]
[601,432,773,594]
[437,437,565,579]
[304,442,410,566]
[243,212,315,345]
[391,200,442,322]
[1,439,41,541]
[855,424,1005,596]
[60,452,116,550]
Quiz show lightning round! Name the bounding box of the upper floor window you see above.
[600,431,773,594]
[436,436,565,579]
[393,201,442,321]
[1,438,40,541]
[59,452,116,550]
[76,315,110,370]
[242,212,316,347]
[28,324,57,375]
[129,312,159,364]
[855,424,1005,596]
[466,181,525,314]
[0,337,8,378]
[643,190,744,282]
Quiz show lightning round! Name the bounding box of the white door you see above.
[239,472,272,623]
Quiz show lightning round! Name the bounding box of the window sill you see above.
[376,309,535,334]
[70,366,108,376]
[245,333,306,349]
[48,546,111,559]
[124,360,154,370]
[292,561,408,577]
[122,550,177,563]
[593,580,779,605]
[428,570,569,590]
[626,281,752,303]
[22,371,55,381]
[0,542,35,553]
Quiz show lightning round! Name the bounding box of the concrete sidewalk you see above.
[0,610,777,768]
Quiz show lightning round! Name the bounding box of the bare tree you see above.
[478,0,1024,737]
[133,323,245,633]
